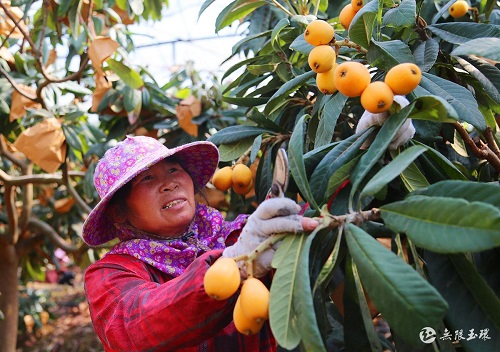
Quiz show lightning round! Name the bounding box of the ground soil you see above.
[16,271,104,352]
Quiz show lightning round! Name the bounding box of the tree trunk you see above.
[0,242,19,352]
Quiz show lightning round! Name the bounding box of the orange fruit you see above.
[351,0,364,12]
[361,81,394,113]
[204,257,241,300]
[233,178,254,196]
[304,20,335,46]
[339,4,357,29]
[334,61,371,97]
[233,294,265,335]
[384,63,422,95]
[308,45,336,73]
[212,166,233,191]
[316,64,338,95]
[232,163,252,188]
[239,278,270,323]
[449,0,469,18]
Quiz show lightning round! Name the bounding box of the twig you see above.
[453,122,500,174]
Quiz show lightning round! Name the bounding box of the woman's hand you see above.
[223,197,318,278]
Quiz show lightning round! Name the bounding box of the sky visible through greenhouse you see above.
[129,0,247,84]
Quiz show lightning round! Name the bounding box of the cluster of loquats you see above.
[304,11,423,113]
[212,163,254,195]
[203,258,271,335]
[339,0,364,30]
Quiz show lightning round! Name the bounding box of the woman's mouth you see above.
[162,199,185,210]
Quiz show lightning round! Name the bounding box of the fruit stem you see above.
[334,39,368,54]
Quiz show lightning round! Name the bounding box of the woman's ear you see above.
[106,203,127,224]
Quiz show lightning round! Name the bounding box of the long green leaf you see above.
[315,93,348,147]
[289,115,320,211]
[380,195,500,253]
[348,0,378,49]
[270,234,306,349]
[345,224,449,345]
[427,23,500,45]
[412,180,500,208]
[208,125,275,145]
[350,104,412,208]
[361,145,427,199]
[215,0,266,32]
[106,59,144,89]
[264,71,316,115]
[293,228,327,352]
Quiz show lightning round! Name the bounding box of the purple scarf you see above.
[107,203,247,277]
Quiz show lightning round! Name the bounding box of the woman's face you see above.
[124,159,196,238]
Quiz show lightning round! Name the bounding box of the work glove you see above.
[222,197,305,278]
[356,95,415,150]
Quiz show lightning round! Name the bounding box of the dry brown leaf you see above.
[175,95,202,137]
[112,4,135,25]
[54,197,76,214]
[0,47,14,65]
[0,3,28,39]
[88,37,120,75]
[45,49,57,68]
[13,118,67,173]
[9,85,42,122]
[91,72,112,112]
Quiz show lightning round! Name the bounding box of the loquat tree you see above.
[201,0,500,350]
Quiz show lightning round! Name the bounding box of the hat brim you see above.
[82,141,219,246]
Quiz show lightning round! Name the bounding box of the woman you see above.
[83,135,318,351]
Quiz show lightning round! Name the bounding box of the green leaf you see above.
[349,0,379,49]
[454,55,500,104]
[247,63,278,75]
[412,180,500,208]
[412,140,467,181]
[315,92,348,147]
[289,115,320,211]
[408,95,459,123]
[264,70,316,116]
[380,195,500,253]
[426,23,500,45]
[345,224,449,345]
[425,252,500,351]
[310,131,370,205]
[218,138,254,162]
[451,38,500,62]
[270,234,305,349]
[350,105,412,206]
[361,145,427,199]
[293,228,327,352]
[208,125,275,145]
[271,17,290,50]
[367,40,415,71]
[106,59,144,89]
[413,38,439,72]
[222,96,269,107]
[123,86,142,113]
[215,0,266,32]
[55,81,92,96]
[382,0,416,28]
[418,72,486,131]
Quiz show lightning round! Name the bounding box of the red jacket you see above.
[84,250,276,351]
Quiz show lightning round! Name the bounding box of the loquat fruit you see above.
[449,0,469,18]
[204,257,241,300]
[334,61,371,97]
[339,4,357,30]
[233,294,266,335]
[304,20,335,46]
[308,45,337,73]
[316,63,338,95]
[351,0,364,12]
[232,163,253,187]
[360,81,394,113]
[233,178,254,196]
[240,278,270,323]
[384,63,422,95]
[212,166,233,191]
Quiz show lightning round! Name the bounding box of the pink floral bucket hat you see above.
[82,135,219,246]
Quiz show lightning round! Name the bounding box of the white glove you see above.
[356,95,415,150]
[223,197,304,278]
